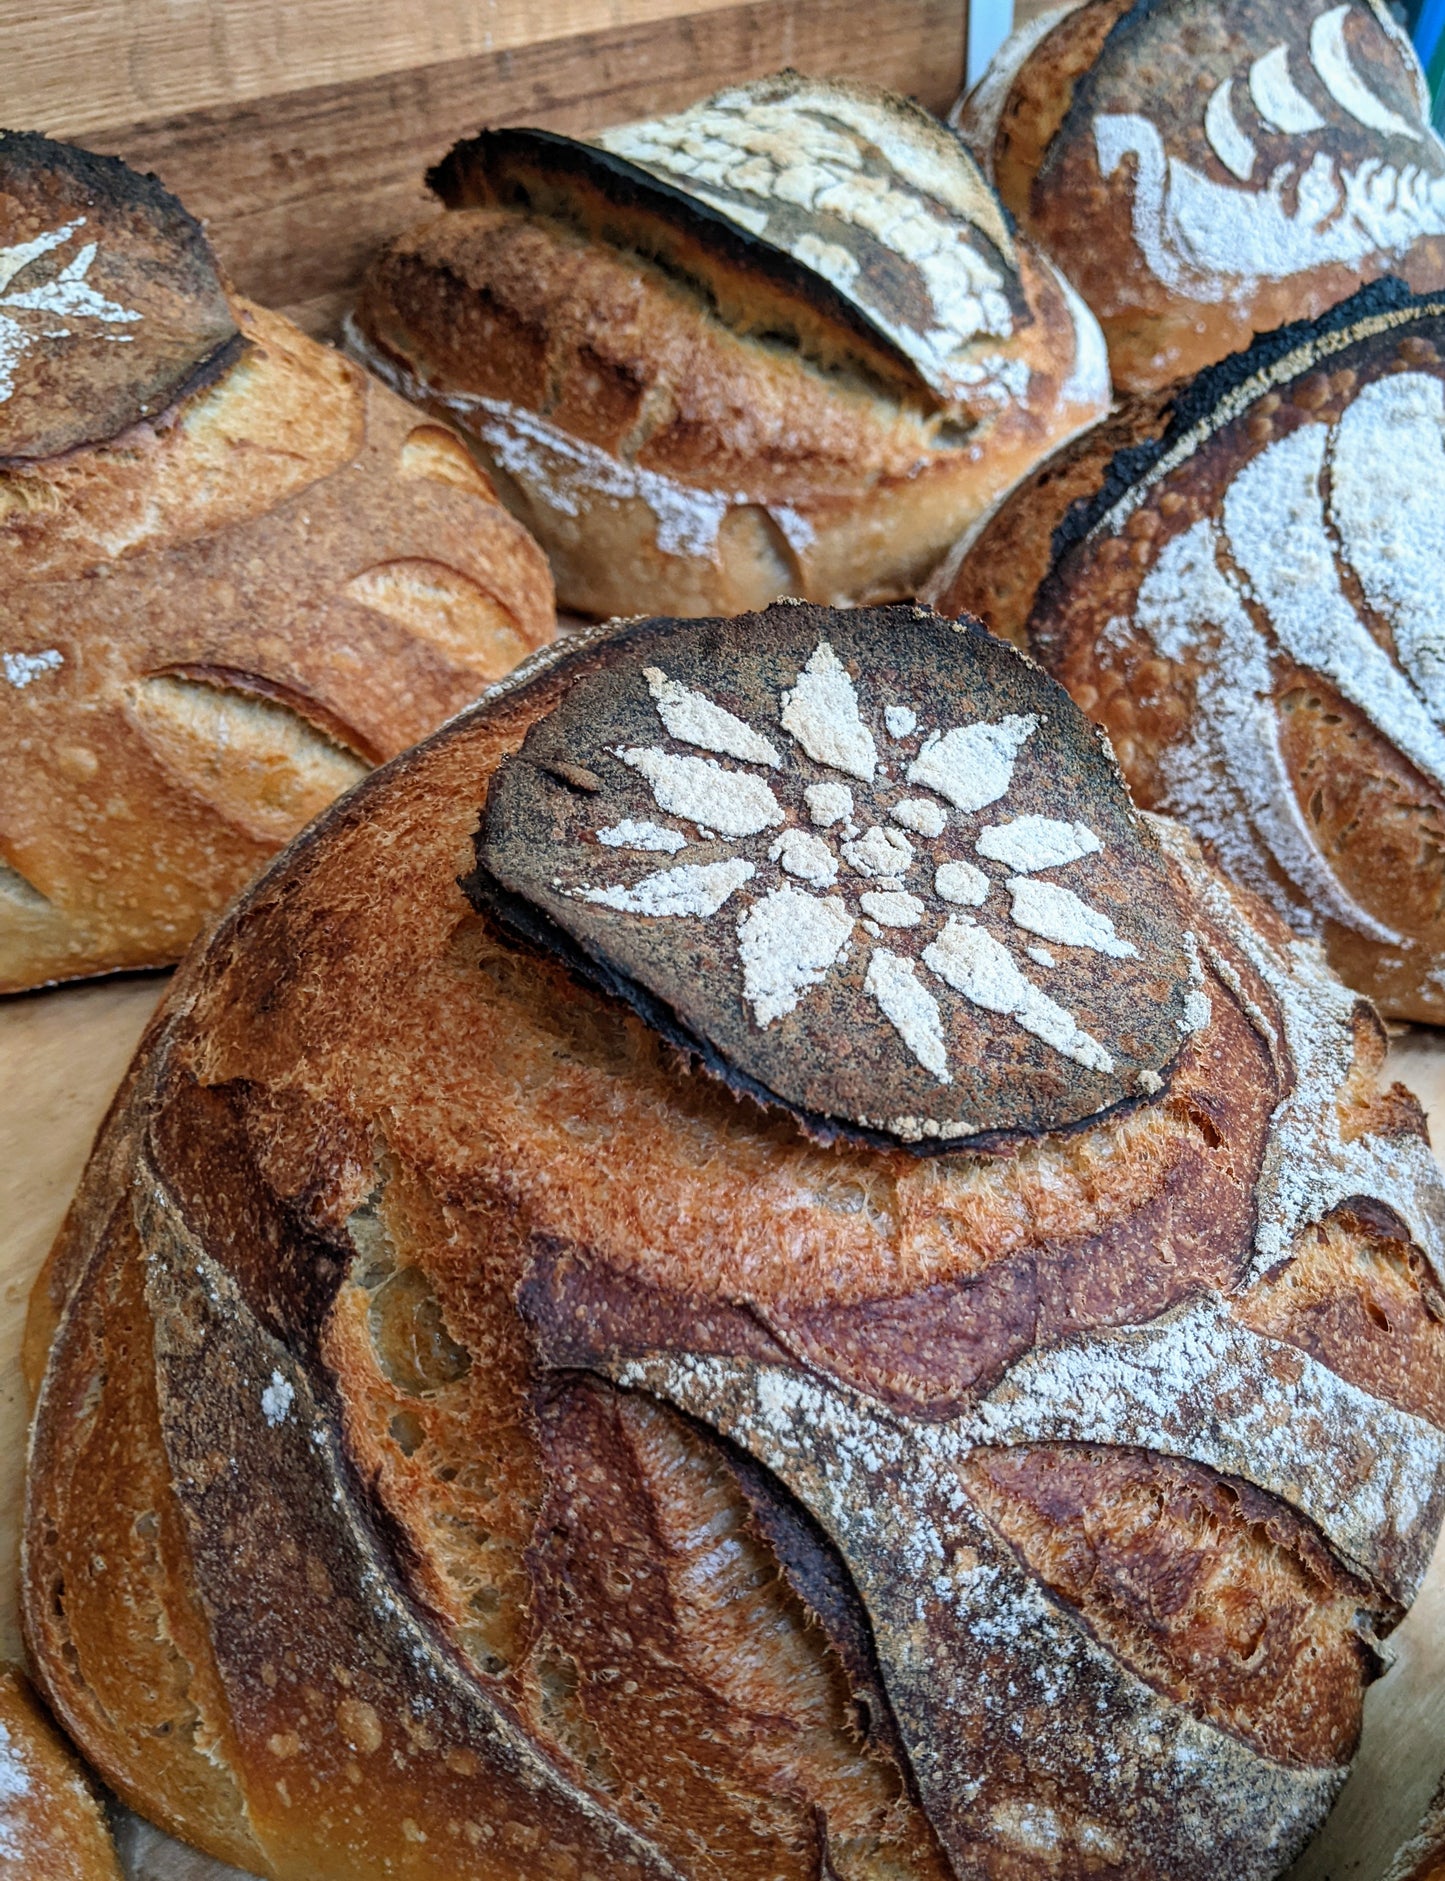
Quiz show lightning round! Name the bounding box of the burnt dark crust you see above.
[427,80,1026,409]
[0,130,242,463]
[464,601,1195,1154]
[1045,275,1429,572]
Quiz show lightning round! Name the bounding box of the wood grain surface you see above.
[7,0,967,339]
[1,978,1444,1875]
[9,0,755,138]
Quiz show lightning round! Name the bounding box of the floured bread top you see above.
[429,72,1032,408]
[469,600,1194,1148]
[1038,0,1445,303]
[1036,279,1445,949]
[0,133,240,463]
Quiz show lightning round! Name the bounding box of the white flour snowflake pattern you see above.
[0,217,141,404]
[566,641,1141,1086]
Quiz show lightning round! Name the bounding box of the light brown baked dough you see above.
[0,134,555,993]
[349,72,1111,620]
[936,278,1445,1023]
[23,602,1445,1879]
[0,1664,122,1878]
[955,0,1445,391]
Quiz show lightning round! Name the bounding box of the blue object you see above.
[1407,0,1445,131]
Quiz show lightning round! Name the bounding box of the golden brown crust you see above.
[22,617,1445,1878]
[961,0,1445,392]
[0,295,554,993]
[938,284,1445,1020]
[350,79,1110,620]
[926,383,1175,640]
[0,1666,123,1879]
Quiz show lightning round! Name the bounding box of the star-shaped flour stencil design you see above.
[0,217,142,403]
[564,640,1140,1087]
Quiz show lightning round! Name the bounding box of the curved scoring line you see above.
[611,1345,1353,1874]
[1311,3,1425,141]
[1077,293,1445,548]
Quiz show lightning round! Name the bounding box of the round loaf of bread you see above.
[0,133,554,993]
[348,72,1111,620]
[955,0,1445,392]
[23,601,1445,1879]
[937,278,1445,1022]
[0,1665,123,1878]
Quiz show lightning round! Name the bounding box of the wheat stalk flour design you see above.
[0,218,141,403]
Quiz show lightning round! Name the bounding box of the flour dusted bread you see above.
[348,72,1110,619]
[938,279,1445,1022]
[0,132,554,993]
[955,0,1445,391]
[23,600,1445,1879]
[0,1665,122,1878]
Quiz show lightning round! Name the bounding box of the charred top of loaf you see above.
[1045,275,1445,570]
[467,600,1195,1151]
[0,131,241,463]
[429,72,1028,409]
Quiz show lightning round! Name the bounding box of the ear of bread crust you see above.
[351,73,1111,619]
[944,277,1445,1021]
[0,131,242,462]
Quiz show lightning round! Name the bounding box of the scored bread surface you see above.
[958,0,1445,391]
[941,279,1445,1023]
[22,604,1445,1880]
[350,73,1111,619]
[0,134,555,993]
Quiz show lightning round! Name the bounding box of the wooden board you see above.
[2,979,1445,1876]
[6,0,966,339]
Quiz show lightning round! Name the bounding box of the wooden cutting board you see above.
[2,979,1444,1877]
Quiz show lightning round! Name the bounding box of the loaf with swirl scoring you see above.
[23,602,1445,1879]
[936,279,1445,1022]
[955,0,1445,392]
[0,132,554,993]
[348,73,1110,620]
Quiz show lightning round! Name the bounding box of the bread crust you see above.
[937,278,1445,1021]
[0,293,554,992]
[23,613,1445,1879]
[0,1665,124,1878]
[960,0,1445,392]
[350,77,1110,619]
